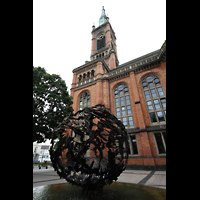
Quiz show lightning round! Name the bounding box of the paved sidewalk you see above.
[117,170,166,189]
[33,167,166,189]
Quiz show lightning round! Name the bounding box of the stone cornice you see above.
[72,58,110,74]
[158,40,166,61]
[107,44,166,81]
[76,64,97,75]
[71,80,96,91]
[116,49,160,69]
[126,124,166,134]
[72,60,96,73]
[91,22,109,33]
[91,46,110,56]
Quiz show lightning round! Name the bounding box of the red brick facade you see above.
[70,19,166,170]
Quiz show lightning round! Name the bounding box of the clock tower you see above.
[90,6,119,70]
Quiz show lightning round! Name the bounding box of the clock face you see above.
[97,33,104,40]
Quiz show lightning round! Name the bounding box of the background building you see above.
[33,142,51,163]
[70,7,166,170]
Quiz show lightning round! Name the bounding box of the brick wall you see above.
[70,57,166,170]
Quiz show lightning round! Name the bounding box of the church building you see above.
[70,7,166,170]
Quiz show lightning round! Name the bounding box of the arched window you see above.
[79,91,90,110]
[142,75,166,123]
[114,84,138,155]
[83,73,86,81]
[87,72,90,79]
[91,70,94,78]
[97,33,105,50]
[78,75,82,82]
[114,84,134,127]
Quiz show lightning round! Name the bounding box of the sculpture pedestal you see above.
[33,182,166,200]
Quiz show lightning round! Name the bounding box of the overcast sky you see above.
[33,0,166,145]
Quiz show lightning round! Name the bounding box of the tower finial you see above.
[92,22,95,29]
[99,6,107,26]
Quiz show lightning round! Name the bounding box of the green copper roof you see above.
[99,6,107,26]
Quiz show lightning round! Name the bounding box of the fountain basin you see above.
[33,182,166,200]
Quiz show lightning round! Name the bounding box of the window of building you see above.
[91,70,94,78]
[154,132,166,154]
[128,135,139,155]
[79,91,90,110]
[114,84,134,127]
[142,75,166,123]
[111,42,114,49]
[97,33,105,50]
[83,73,86,81]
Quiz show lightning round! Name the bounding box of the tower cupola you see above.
[99,6,107,26]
